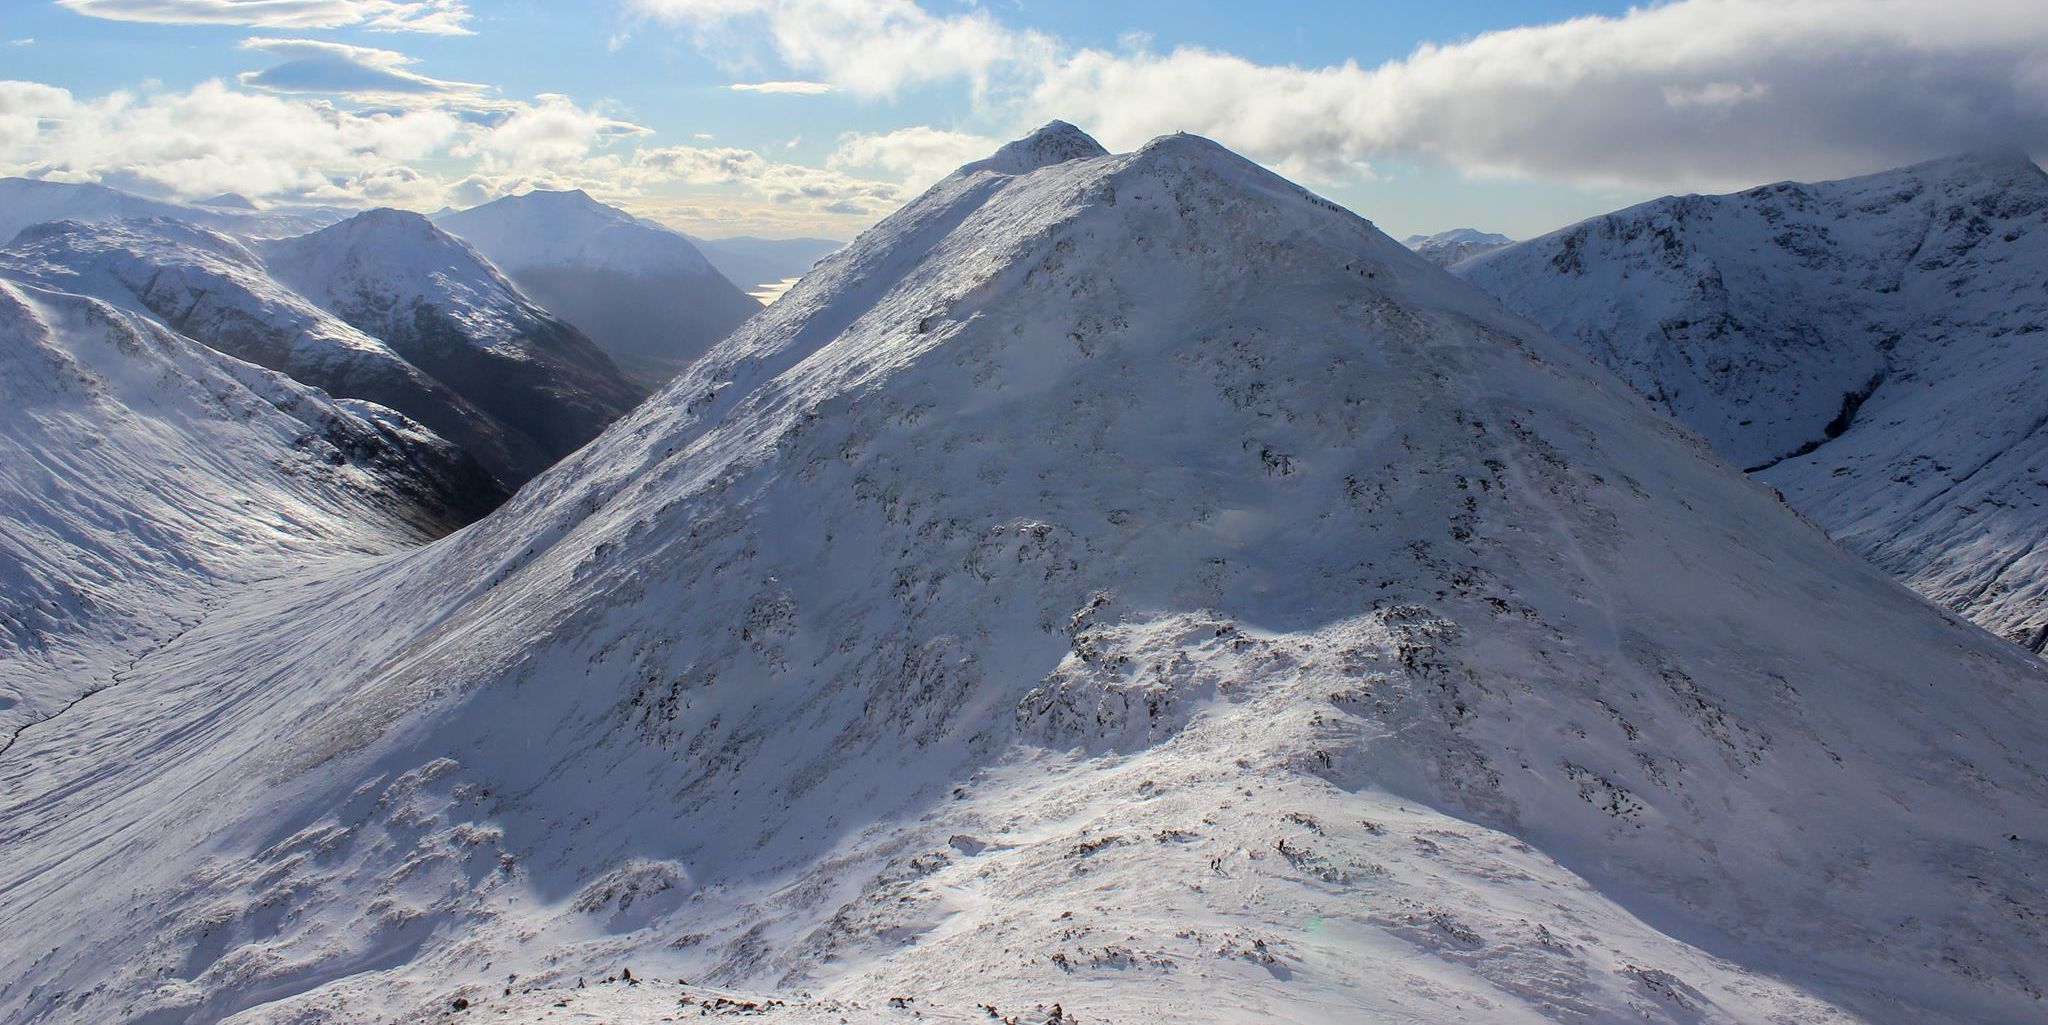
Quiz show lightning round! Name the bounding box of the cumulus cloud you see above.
[57,0,472,35]
[0,78,464,205]
[828,126,1000,188]
[728,80,837,94]
[0,68,902,235]
[236,38,488,100]
[1043,0,2048,190]
[456,93,653,165]
[615,143,902,213]
[638,0,2048,192]
[629,0,1054,99]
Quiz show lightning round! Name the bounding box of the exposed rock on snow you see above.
[2,125,2045,1025]
[1458,152,2048,650]
[437,190,762,387]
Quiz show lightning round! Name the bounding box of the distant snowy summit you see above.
[1,211,641,490]
[1458,150,2048,651]
[0,176,345,241]
[1402,227,1513,267]
[5,122,2043,1025]
[437,190,762,386]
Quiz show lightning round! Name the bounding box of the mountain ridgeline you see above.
[1,124,2042,1025]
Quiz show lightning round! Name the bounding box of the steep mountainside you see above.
[0,278,496,741]
[3,126,2045,1025]
[263,210,646,478]
[1,213,642,489]
[1403,227,1513,267]
[437,191,761,386]
[1458,152,2048,651]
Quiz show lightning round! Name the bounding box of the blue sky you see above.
[4,1,2045,240]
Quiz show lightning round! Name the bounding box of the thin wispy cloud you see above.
[56,0,473,36]
[727,81,837,95]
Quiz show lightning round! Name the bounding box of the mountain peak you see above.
[958,119,1108,176]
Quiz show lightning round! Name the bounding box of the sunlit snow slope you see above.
[3,125,2045,1025]
[1459,153,2048,651]
[0,278,496,741]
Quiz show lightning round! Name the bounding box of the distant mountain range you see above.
[436,191,765,386]
[1402,227,1513,266]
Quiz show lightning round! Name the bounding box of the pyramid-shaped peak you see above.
[315,206,443,240]
[512,188,615,210]
[959,120,1108,176]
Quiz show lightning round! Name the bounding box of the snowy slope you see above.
[4,125,2047,1025]
[1403,228,1513,267]
[1458,153,2048,651]
[0,217,548,487]
[437,191,761,386]
[261,210,645,481]
[1,211,646,488]
[0,278,497,742]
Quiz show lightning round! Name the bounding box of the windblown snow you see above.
[2,124,2045,1025]
[1458,152,2048,651]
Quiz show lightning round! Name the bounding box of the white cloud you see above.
[828,126,1000,189]
[455,93,652,166]
[9,38,33,46]
[0,71,902,235]
[638,0,2048,192]
[0,78,464,205]
[56,0,472,35]
[727,80,837,95]
[628,0,1054,100]
[236,37,488,101]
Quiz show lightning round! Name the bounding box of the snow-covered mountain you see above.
[0,213,641,488]
[1458,152,2048,651]
[437,190,761,386]
[1403,227,1513,267]
[4,124,2046,1025]
[263,209,647,479]
[0,277,497,742]
[0,176,345,242]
